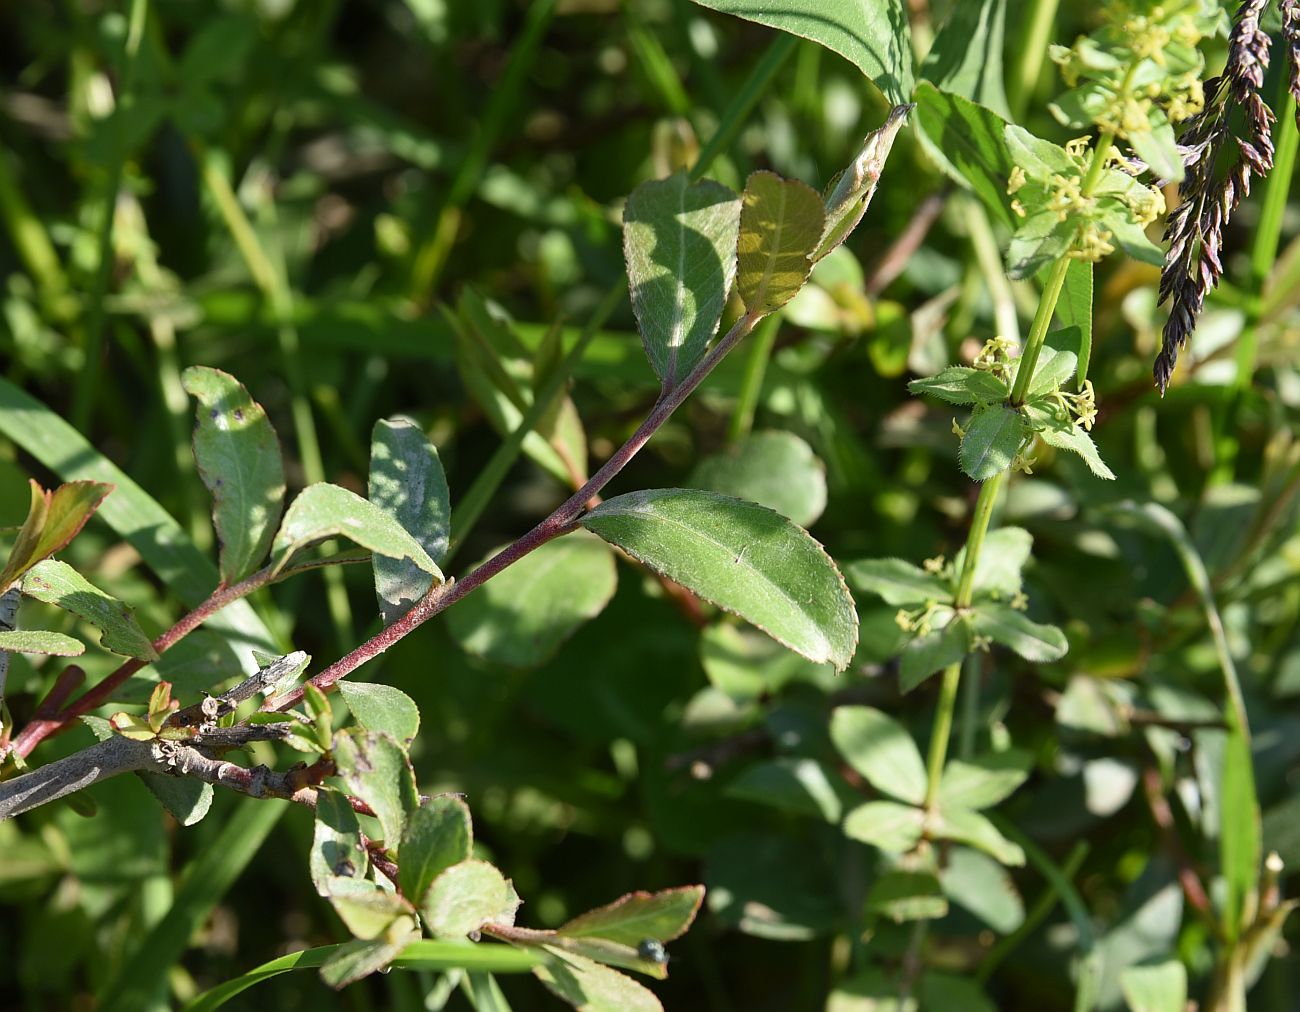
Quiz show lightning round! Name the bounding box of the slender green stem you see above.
[0,152,69,311]
[726,314,780,444]
[952,470,1007,608]
[1009,254,1071,405]
[924,469,1006,808]
[1009,0,1061,119]
[965,197,1020,344]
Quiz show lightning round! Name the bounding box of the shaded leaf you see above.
[622,172,741,390]
[369,417,450,624]
[581,489,857,669]
[1120,961,1187,1012]
[689,431,827,527]
[181,367,284,584]
[920,0,1009,117]
[725,757,843,821]
[139,775,213,827]
[831,706,926,805]
[22,559,157,660]
[446,533,617,667]
[900,612,971,692]
[955,527,1032,597]
[333,730,419,847]
[866,869,948,922]
[939,847,1025,933]
[310,790,369,894]
[320,934,416,990]
[534,947,663,1012]
[914,82,1014,227]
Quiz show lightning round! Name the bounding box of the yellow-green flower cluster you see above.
[1047,0,1225,180]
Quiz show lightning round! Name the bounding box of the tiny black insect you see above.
[637,938,668,965]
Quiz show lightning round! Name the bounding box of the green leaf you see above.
[446,532,618,667]
[558,885,704,945]
[1007,210,1075,279]
[842,800,925,853]
[688,0,914,104]
[688,431,827,527]
[908,367,1009,406]
[938,847,1025,933]
[270,483,443,581]
[900,612,971,692]
[937,749,1033,810]
[724,758,843,821]
[932,806,1025,865]
[1055,260,1093,386]
[914,82,1014,227]
[830,706,927,805]
[1029,405,1116,480]
[337,681,420,744]
[955,526,1032,597]
[534,948,664,1012]
[0,379,277,689]
[181,366,285,585]
[399,797,473,907]
[310,789,369,893]
[815,106,911,261]
[959,406,1023,481]
[1120,960,1188,1012]
[536,935,670,981]
[1004,125,1076,177]
[422,860,519,938]
[846,557,952,606]
[699,621,835,702]
[622,171,741,390]
[21,559,157,660]
[320,935,416,990]
[1126,108,1183,182]
[971,603,1068,662]
[333,730,419,847]
[0,479,113,588]
[368,417,451,624]
[580,489,857,669]
[735,171,824,312]
[0,629,84,656]
[919,0,1009,118]
[866,869,948,922]
[139,775,214,827]
[324,876,417,940]
[1028,343,1078,398]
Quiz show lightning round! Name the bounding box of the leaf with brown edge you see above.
[0,480,113,588]
[558,886,704,947]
